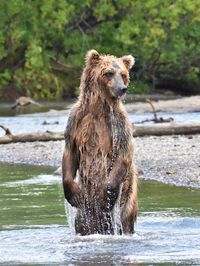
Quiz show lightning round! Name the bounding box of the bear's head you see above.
[82,50,135,102]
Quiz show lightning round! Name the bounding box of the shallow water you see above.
[0,163,200,265]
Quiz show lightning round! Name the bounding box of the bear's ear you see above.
[86,50,100,65]
[121,55,135,70]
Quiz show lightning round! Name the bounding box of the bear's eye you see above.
[105,71,114,78]
[121,73,127,80]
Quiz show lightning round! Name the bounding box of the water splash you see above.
[109,106,123,235]
[103,154,109,178]
[110,106,118,166]
[65,199,76,235]
[113,184,123,235]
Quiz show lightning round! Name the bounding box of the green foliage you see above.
[0,0,200,99]
[129,81,150,95]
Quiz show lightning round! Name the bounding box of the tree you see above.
[0,0,200,100]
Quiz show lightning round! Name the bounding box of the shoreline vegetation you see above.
[0,1,200,100]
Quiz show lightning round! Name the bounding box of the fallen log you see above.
[0,124,200,144]
[0,131,64,144]
[133,124,200,137]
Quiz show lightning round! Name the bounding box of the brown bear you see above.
[62,50,137,235]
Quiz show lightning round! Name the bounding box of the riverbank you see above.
[125,95,200,113]
[0,134,199,188]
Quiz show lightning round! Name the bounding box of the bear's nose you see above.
[121,87,127,94]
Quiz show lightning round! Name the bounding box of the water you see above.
[1,100,200,137]
[0,101,70,136]
[0,163,200,265]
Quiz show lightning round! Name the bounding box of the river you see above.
[0,163,200,265]
[0,101,200,136]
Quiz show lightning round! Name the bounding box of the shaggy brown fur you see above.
[62,50,137,235]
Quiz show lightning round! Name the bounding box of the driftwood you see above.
[137,99,174,124]
[11,96,41,109]
[133,124,200,137]
[0,131,63,144]
[0,125,12,136]
[42,120,59,125]
[0,124,200,144]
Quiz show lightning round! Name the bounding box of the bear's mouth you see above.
[106,86,127,101]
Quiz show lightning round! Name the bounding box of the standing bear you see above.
[62,50,138,235]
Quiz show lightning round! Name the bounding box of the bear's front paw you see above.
[68,193,83,208]
[100,181,119,211]
[64,181,83,208]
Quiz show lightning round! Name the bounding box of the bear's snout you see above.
[119,86,127,96]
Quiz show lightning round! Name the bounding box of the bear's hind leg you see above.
[121,178,137,234]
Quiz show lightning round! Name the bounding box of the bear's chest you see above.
[75,113,112,155]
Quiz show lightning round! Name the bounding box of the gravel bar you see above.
[0,135,200,188]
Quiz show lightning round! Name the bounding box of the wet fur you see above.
[62,50,137,235]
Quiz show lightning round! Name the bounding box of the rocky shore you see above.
[0,134,199,188]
